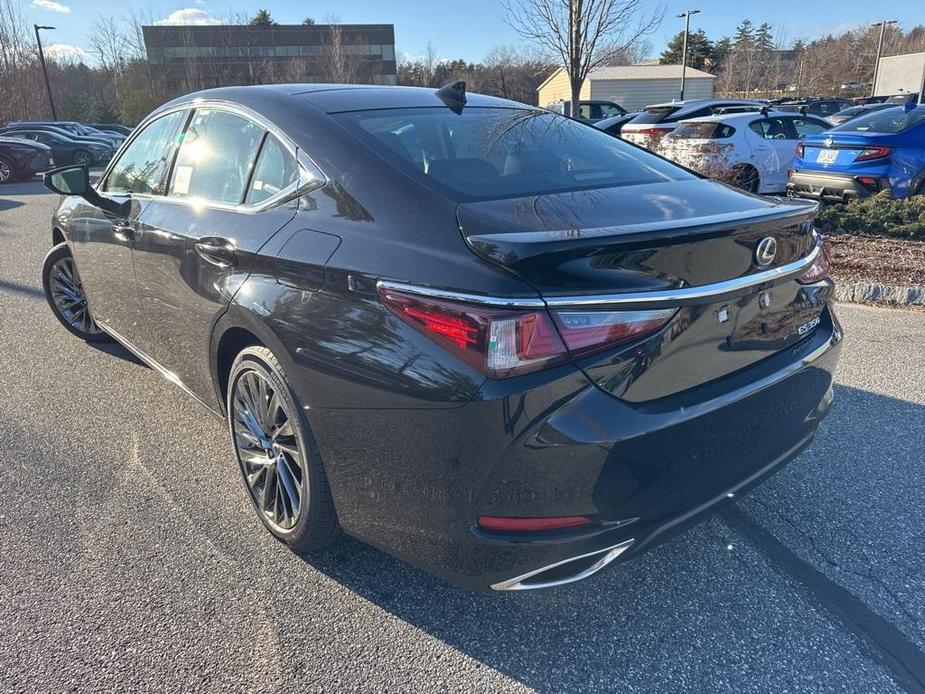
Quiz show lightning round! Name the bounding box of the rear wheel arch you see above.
[52,226,65,247]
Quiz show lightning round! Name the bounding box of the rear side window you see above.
[103,111,185,195]
[335,107,695,202]
[246,135,299,205]
[833,108,925,134]
[671,122,736,139]
[749,118,791,140]
[630,106,680,124]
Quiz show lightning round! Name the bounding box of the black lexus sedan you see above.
[0,136,54,182]
[5,128,111,166]
[40,83,842,591]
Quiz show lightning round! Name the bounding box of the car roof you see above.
[675,109,816,124]
[162,84,530,116]
[642,98,762,111]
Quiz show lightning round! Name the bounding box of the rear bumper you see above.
[309,301,843,590]
[787,169,889,201]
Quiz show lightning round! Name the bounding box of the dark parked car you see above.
[0,136,54,182]
[778,99,853,118]
[40,84,842,591]
[6,120,123,148]
[826,102,895,127]
[1,123,114,150]
[546,100,627,122]
[4,129,110,165]
[593,111,643,137]
[87,123,134,137]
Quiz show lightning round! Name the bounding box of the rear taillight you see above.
[797,236,833,284]
[378,287,675,378]
[855,145,892,162]
[796,142,805,158]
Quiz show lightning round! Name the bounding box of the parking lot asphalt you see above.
[1,178,924,693]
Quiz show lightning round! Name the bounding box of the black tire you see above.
[41,243,112,343]
[227,345,341,552]
[731,165,760,194]
[0,156,13,183]
[72,149,91,166]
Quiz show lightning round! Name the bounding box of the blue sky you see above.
[26,0,924,64]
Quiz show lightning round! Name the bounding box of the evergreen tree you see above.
[660,29,713,70]
[754,23,775,52]
[733,20,755,48]
[249,10,276,26]
[711,36,732,73]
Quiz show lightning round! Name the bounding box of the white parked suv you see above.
[657,110,832,194]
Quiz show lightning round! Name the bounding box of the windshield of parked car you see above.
[832,107,925,134]
[336,107,695,201]
[670,122,736,139]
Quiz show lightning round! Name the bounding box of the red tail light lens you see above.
[477,515,592,532]
[378,287,676,378]
[855,145,892,162]
[798,235,833,284]
[633,127,671,137]
[796,142,805,158]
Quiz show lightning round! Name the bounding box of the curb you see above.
[834,281,925,306]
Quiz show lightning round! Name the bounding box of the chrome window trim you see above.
[491,539,635,591]
[378,239,821,310]
[96,99,327,213]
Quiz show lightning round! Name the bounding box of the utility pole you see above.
[34,24,58,120]
[870,19,898,98]
[677,9,700,101]
[796,58,804,98]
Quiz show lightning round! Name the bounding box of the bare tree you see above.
[502,0,663,117]
[325,22,361,83]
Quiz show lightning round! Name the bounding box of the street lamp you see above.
[677,9,701,101]
[33,24,58,120]
[870,19,898,98]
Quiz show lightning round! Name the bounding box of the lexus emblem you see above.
[755,237,777,267]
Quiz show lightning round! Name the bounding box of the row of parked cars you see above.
[0,121,132,183]
[593,96,925,202]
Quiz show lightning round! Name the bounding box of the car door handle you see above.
[111,222,136,241]
[195,238,237,267]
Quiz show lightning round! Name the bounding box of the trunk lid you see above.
[457,179,823,401]
[801,133,890,168]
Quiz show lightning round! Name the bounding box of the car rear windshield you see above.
[335,107,695,201]
[670,122,736,139]
[627,106,681,124]
[833,108,925,134]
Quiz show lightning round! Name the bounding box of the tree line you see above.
[660,19,925,97]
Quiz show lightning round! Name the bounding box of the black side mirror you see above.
[44,165,90,196]
[43,164,127,216]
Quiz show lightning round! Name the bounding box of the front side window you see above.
[246,135,299,205]
[103,111,185,195]
[335,107,695,201]
[167,109,265,205]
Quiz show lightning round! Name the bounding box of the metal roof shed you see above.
[537,64,715,112]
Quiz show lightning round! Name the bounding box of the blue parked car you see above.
[788,104,925,201]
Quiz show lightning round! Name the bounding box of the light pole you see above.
[870,19,898,98]
[677,9,701,101]
[33,24,58,120]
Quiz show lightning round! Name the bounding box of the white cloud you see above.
[154,8,221,25]
[44,43,86,61]
[31,0,71,13]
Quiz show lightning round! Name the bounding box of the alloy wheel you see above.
[73,151,90,165]
[0,160,11,183]
[49,256,101,335]
[231,370,305,532]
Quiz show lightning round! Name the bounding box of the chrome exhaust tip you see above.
[490,539,635,591]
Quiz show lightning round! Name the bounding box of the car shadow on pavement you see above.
[88,339,146,366]
[296,383,925,692]
[0,198,25,212]
[0,278,44,299]
[0,180,50,196]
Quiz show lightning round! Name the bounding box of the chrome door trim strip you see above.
[378,241,820,310]
[491,539,635,591]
